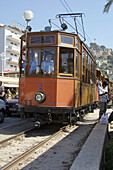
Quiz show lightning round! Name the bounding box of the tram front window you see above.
[29,49,54,75]
[29,49,40,75]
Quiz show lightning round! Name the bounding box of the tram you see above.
[18,29,97,124]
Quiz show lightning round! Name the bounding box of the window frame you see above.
[59,47,74,77]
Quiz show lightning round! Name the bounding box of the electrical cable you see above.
[59,0,92,44]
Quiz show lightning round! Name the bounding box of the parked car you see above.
[6,94,18,116]
[0,99,6,123]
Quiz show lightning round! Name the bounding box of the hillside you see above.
[89,43,113,80]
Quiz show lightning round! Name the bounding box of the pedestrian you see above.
[0,86,6,103]
[98,81,108,119]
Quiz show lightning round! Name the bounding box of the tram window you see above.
[86,53,88,83]
[29,49,40,75]
[29,49,54,75]
[59,49,74,74]
[88,55,91,84]
[21,49,26,74]
[61,36,73,45]
[76,39,78,48]
[82,49,85,73]
[75,52,78,77]
[82,48,85,82]
[31,36,55,44]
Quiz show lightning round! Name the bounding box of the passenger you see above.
[41,55,54,75]
[6,89,12,100]
[30,55,37,75]
[0,86,6,103]
[98,81,108,119]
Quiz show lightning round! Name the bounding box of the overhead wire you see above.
[59,0,70,13]
[59,0,92,43]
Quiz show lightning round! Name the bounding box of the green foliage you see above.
[100,45,106,50]
[103,139,113,169]
[90,43,99,50]
[107,55,113,61]
[98,56,103,59]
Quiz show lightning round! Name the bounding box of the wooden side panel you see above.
[91,86,97,102]
[19,77,74,107]
[19,77,57,106]
[81,84,88,106]
[56,79,74,107]
[75,80,80,107]
[88,86,91,103]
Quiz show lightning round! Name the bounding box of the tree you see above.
[100,45,106,51]
[89,43,99,50]
[104,0,113,13]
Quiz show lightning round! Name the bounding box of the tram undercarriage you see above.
[18,102,97,125]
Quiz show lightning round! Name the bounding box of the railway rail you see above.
[0,123,68,169]
[0,127,36,146]
[1,125,69,170]
[0,109,99,170]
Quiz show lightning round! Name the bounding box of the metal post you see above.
[25,21,29,68]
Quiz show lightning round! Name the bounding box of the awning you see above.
[3,83,19,88]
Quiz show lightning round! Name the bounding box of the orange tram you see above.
[18,30,111,124]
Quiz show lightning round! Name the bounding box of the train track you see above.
[0,109,99,169]
[0,127,36,145]
[1,124,70,170]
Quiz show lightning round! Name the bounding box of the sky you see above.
[0,0,113,49]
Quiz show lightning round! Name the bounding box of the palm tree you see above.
[104,0,113,13]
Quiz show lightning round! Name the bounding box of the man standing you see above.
[98,81,108,119]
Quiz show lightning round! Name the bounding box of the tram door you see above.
[59,48,74,75]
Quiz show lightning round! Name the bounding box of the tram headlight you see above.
[34,92,46,103]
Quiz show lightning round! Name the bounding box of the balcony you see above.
[6,58,18,64]
[7,35,20,44]
[6,46,20,55]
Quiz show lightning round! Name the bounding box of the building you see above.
[0,23,23,74]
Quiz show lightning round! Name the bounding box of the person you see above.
[30,55,37,75]
[6,89,12,100]
[41,55,54,75]
[98,81,108,119]
[0,86,6,103]
[0,81,2,86]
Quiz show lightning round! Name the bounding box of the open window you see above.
[59,48,74,76]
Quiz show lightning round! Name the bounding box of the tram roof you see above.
[20,30,95,62]
[20,30,80,39]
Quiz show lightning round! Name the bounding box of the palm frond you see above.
[103,0,113,13]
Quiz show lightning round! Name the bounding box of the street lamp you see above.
[23,10,34,32]
[23,10,34,68]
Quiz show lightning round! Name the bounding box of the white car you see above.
[0,99,6,123]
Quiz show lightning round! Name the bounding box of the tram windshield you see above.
[29,49,54,75]
[21,48,54,76]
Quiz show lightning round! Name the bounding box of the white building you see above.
[0,24,23,73]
